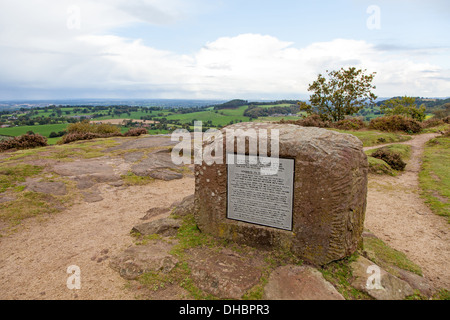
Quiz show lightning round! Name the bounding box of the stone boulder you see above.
[195,123,368,265]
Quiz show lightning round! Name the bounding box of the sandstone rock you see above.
[350,256,414,300]
[195,123,368,265]
[149,169,183,181]
[132,218,181,237]
[171,194,195,217]
[263,265,344,300]
[73,176,96,190]
[109,241,178,280]
[53,159,116,177]
[26,180,67,196]
[123,151,145,163]
[0,194,16,203]
[392,267,433,297]
[187,247,264,299]
[141,207,171,220]
[82,188,103,203]
[105,136,175,152]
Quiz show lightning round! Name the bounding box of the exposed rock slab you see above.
[171,194,195,217]
[140,207,171,220]
[26,180,67,196]
[349,256,414,300]
[106,136,175,152]
[82,188,104,203]
[149,169,183,181]
[109,241,178,280]
[263,265,345,300]
[187,248,264,299]
[132,218,181,237]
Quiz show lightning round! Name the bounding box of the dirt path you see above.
[0,177,194,300]
[364,133,450,290]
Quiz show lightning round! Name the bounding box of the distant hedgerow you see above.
[0,134,48,152]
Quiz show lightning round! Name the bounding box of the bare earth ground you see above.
[0,133,448,300]
[364,133,450,290]
[0,177,194,300]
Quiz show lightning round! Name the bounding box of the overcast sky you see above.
[0,0,449,100]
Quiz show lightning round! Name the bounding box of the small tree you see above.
[380,96,426,122]
[300,67,377,121]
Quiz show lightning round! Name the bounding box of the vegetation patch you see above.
[367,156,396,176]
[320,253,372,300]
[121,172,155,186]
[363,236,423,276]
[370,147,407,171]
[0,164,44,193]
[419,135,450,221]
[332,129,411,147]
[0,133,48,152]
[369,115,422,134]
[0,191,60,226]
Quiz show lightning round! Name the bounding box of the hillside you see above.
[0,125,448,300]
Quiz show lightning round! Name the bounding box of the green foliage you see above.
[301,67,377,122]
[380,96,426,122]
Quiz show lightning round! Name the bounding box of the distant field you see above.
[0,124,68,137]
[90,119,158,125]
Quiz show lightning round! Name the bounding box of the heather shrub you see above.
[371,148,406,171]
[443,116,450,124]
[332,118,365,130]
[67,120,121,135]
[369,115,422,133]
[291,114,331,128]
[0,134,48,152]
[421,118,444,129]
[124,128,148,137]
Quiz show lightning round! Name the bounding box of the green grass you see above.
[365,144,411,176]
[332,129,412,148]
[419,135,450,221]
[367,156,396,176]
[0,124,68,145]
[121,172,155,186]
[363,236,423,276]
[320,253,372,300]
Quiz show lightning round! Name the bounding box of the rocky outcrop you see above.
[109,241,178,280]
[132,218,181,237]
[263,265,345,300]
[349,256,414,300]
[186,248,264,299]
